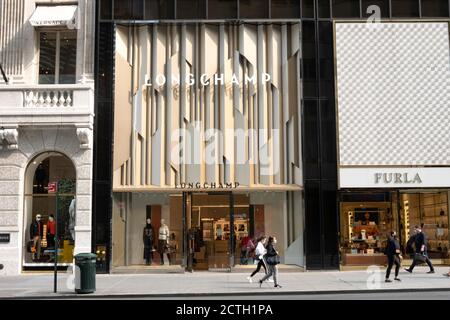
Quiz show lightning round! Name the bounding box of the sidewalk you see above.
[1,266,449,299]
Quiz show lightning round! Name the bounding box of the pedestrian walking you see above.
[405,225,435,274]
[384,231,402,282]
[259,236,282,288]
[247,236,269,283]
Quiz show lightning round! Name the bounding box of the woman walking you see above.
[385,231,402,282]
[247,236,268,283]
[259,236,282,288]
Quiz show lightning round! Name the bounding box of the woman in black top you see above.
[385,231,401,282]
[259,236,282,288]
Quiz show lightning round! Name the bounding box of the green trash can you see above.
[74,253,97,294]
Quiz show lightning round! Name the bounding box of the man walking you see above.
[405,225,435,274]
[384,231,401,282]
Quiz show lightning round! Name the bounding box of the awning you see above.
[29,5,78,28]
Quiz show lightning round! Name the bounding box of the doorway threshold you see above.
[111,265,185,274]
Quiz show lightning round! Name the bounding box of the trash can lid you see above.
[75,253,97,261]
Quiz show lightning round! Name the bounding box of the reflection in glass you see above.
[39,32,57,84]
[271,0,300,18]
[59,32,77,84]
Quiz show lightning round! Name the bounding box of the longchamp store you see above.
[110,22,305,272]
[334,21,450,268]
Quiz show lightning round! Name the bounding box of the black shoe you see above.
[427,270,435,274]
[394,278,401,281]
[274,284,282,288]
[385,279,392,283]
[404,268,412,273]
[259,280,263,288]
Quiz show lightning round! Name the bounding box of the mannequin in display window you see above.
[47,215,56,249]
[30,214,44,261]
[68,198,76,241]
[158,219,171,265]
[143,218,154,265]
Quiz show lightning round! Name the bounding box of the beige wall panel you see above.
[114,27,132,175]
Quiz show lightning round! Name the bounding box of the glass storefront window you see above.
[340,199,395,266]
[112,191,297,271]
[400,192,449,259]
[340,191,450,266]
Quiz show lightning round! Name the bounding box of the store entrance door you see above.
[186,193,234,271]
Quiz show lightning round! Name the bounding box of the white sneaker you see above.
[267,279,274,283]
[246,276,253,283]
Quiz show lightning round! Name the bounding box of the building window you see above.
[332,0,360,18]
[421,0,449,17]
[318,0,331,18]
[240,0,269,19]
[391,0,420,17]
[114,0,144,19]
[177,0,207,19]
[208,0,237,19]
[144,0,175,19]
[362,0,390,18]
[302,0,315,18]
[271,0,300,19]
[39,31,77,84]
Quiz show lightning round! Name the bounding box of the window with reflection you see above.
[391,0,419,17]
[39,31,77,84]
[271,0,300,19]
[144,0,175,19]
[208,0,237,19]
[362,0,390,18]
[421,0,449,17]
[332,0,360,18]
[240,0,269,19]
[177,0,207,19]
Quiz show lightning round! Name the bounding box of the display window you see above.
[400,192,450,259]
[340,199,394,266]
[112,191,294,271]
[23,153,76,267]
[340,191,450,266]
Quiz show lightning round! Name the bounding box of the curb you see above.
[3,287,450,299]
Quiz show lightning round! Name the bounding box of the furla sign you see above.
[339,167,450,188]
[374,172,422,184]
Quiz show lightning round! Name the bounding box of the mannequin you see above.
[69,198,76,241]
[47,215,56,249]
[30,214,44,261]
[158,219,170,265]
[143,218,154,265]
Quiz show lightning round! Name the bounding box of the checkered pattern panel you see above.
[335,22,450,166]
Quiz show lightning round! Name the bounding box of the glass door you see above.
[188,193,233,271]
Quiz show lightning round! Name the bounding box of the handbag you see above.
[266,255,281,265]
[414,252,427,263]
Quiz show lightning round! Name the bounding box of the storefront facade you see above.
[109,21,304,272]
[94,0,450,273]
[0,0,95,275]
[335,20,450,267]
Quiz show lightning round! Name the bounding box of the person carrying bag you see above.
[259,236,282,288]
